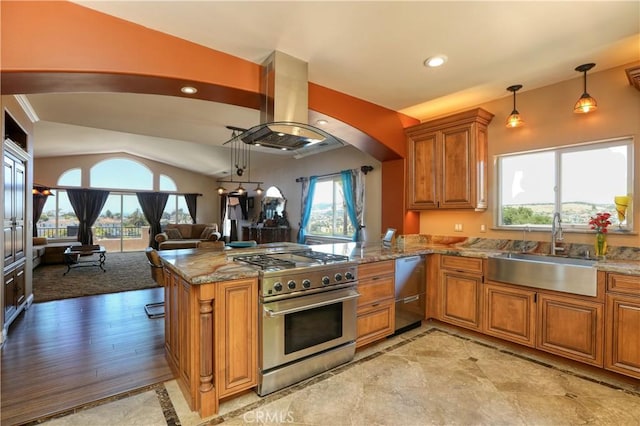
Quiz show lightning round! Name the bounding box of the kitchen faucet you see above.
[522,225,530,252]
[551,212,565,255]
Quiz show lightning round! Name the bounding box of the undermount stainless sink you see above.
[487,252,598,297]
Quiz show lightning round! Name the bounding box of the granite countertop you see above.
[158,239,640,285]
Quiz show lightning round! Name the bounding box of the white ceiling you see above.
[26,1,640,177]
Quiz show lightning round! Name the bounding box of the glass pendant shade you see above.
[216,185,226,195]
[574,63,597,114]
[506,110,525,128]
[255,183,263,195]
[574,93,598,113]
[236,184,245,195]
[505,84,525,128]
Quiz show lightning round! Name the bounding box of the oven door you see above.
[261,286,359,371]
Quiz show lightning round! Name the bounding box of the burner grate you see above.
[290,250,350,264]
[233,254,296,270]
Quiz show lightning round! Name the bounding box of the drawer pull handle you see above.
[371,303,380,307]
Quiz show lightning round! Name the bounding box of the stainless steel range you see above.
[233,250,359,396]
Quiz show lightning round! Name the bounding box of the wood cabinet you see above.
[605,273,640,379]
[3,261,25,320]
[242,226,290,244]
[484,283,536,347]
[406,108,493,210]
[356,260,395,348]
[483,274,604,367]
[3,148,26,265]
[3,140,28,331]
[215,278,258,397]
[439,255,484,331]
[536,293,603,366]
[163,266,258,417]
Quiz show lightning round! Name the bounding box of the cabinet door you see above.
[356,300,395,348]
[407,132,438,209]
[484,283,536,347]
[216,278,258,398]
[4,269,16,318]
[537,293,603,367]
[440,271,482,331]
[605,294,640,378]
[439,124,473,208]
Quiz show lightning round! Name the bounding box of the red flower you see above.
[589,212,612,233]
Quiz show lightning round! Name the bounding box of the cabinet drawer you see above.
[356,300,395,348]
[358,276,394,308]
[607,273,640,295]
[441,255,483,274]
[358,260,394,280]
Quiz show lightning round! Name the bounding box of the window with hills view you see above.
[497,137,633,231]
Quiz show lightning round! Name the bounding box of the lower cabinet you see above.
[605,273,640,379]
[536,293,603,366]
[484,283,536,347]
[3,261,26,323]
[164,266,258,417]
[356,260,395,348]
[483,281,603,367]
[439,255,483,331]
[215,278,258,397]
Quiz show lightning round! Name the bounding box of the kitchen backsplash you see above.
[396,234,640,261]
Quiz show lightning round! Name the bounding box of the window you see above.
[162,195,192,225]
[36,159,185,251]
[497,137,633,231]
[306,176,355,239]
[90,158,152,190]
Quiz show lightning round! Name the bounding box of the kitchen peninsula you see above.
[159,237,640,418]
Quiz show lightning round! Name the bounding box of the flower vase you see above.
[595,232,607,258]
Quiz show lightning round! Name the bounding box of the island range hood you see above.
[239,51,345,158]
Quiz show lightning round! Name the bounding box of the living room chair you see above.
[144,247,165,318]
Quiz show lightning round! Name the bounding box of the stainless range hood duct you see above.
[240,51,345,157]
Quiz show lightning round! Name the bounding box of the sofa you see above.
[155,223,221,250]
[32,237,82,268]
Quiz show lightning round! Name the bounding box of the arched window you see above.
[90,158,152,190]
[57,168,81,187]
[159,174,177,191]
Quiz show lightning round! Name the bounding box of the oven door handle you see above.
[263,290,360,317]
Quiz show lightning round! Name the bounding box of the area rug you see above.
[32,251,159,303]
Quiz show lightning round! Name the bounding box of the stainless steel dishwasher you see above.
[394,255,426,332]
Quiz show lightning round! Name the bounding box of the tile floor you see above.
[38,324,640,426]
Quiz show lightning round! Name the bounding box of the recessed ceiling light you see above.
[423,55,448,68]
[180,86,197,94]
[316,119,329,126]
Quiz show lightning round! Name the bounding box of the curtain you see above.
[341,170,360,241]
[184,193,199,224]
[67,189,110,245]
[297,176,317,243]
[136,192,169,249]
[32,194,49,237]
[219,194,228,241]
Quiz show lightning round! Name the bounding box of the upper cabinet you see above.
[405,108,493,210]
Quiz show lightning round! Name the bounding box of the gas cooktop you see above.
[233,250,350,271]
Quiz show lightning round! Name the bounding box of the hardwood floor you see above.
[0,288,174,426]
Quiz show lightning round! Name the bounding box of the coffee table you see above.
[63,245,107,275]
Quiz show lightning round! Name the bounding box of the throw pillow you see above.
[165,228,183,240]
[200,226,217,240]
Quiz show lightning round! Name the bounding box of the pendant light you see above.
[505,84,525,128]
[254,183,264,195]
[574,63,597,113]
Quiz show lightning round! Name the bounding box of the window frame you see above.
[495,136,634,232]
[305,174,354,240]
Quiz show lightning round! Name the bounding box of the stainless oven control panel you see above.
[261,265,358,298]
